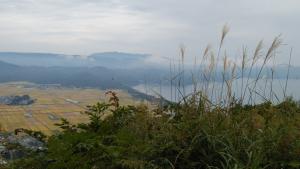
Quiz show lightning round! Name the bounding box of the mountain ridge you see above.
[0,51,151,68]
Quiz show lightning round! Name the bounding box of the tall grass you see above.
[166,25,290,108]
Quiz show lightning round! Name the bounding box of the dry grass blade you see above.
[231,62,237,79]
[242,47,247,70]
[253,40,264,63]
[203,44,212,59]
[223,53,228,72]
[220,24,230,47]
[180,44,186,62]
[209,51,215,71]
[266,36,282,60]
[220,53,228,103]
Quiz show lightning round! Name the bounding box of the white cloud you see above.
[0,0,299,65]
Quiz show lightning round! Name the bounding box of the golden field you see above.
[0,82,140,135]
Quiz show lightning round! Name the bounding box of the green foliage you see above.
[10,93,300,169]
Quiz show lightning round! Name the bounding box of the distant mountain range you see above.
[0,60,168,86]
[0,51,299,93]
[0,59,170,101]
[0,52,150,68]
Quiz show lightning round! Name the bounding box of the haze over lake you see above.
[133,78,300,103]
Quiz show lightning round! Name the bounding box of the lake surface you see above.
[133,78,300,104]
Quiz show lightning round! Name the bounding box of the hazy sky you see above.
[0,0,299,65]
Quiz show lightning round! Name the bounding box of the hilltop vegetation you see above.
[6,92,300,169]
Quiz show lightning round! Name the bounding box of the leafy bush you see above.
[8,91,300,169]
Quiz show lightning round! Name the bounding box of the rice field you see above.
[0,82,139,135]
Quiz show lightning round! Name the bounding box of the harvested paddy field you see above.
[0,82,140,135]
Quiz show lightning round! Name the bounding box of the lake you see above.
[133,78,300,104]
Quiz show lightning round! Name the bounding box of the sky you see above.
[0,0,299,65]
